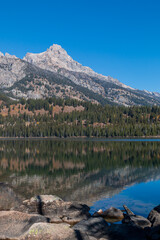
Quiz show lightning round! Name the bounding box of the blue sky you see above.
[0,0,160,92]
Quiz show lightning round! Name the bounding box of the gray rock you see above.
[73,217,147,240]
[20,222,77,240]
[73,217,109,238]
[147,205,160,240]
[0,210,48,239]
[122,214,151,228]
[0,54,26,87]
[93,207,124,222]
[15,195,91,224]
[123,205,151,229]
[148,204,160,227]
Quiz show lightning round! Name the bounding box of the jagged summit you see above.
[5,53,17,59]
[24,43,93,73]
[0,51,17,59]
[46,44,73,62]
[48,43,67,52]
[0,44,160,106]
[24,44,131,89]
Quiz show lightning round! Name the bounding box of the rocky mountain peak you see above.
[46,43,73,62]
[48,44,67,54]
[1,44,159,106]
[24,44,131,89]
[0,51,18,59]
[24,44,94,75]
[5,53,17,59]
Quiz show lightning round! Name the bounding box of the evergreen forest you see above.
[0,96,160,138]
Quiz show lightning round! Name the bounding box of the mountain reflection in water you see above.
[0,139,160,215]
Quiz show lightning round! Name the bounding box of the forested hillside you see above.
[0,96,160,138]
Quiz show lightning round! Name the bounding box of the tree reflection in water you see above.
[0,139,160,207]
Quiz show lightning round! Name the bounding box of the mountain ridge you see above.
[23,44,133,90]
[0,44,160,106]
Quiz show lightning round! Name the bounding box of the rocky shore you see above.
[0,194,160,240]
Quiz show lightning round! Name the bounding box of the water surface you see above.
[0,139,160,217]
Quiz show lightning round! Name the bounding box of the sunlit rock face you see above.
[0,44,160,105]
[24,44,130,88]
[23,44,160,105]
[0,54,26,88]
[24,44,105,75]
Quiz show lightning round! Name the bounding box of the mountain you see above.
[24,45,128,88]
[0,44,160,106]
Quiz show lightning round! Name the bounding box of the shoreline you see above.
[0,136,160,141]
[0,193,159,240]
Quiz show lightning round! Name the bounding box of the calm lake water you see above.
[0,139,160,217]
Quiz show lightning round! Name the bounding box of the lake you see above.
[0,139,160,218]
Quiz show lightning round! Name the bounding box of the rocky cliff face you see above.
[0,44,160,106]
[0,54,26,88]
[24,44,126,87]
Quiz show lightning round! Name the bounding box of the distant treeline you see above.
[0,97,160,137]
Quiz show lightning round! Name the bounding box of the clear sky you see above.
[0,0,160,92]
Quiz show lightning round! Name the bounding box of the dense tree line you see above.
[0,97,160,137]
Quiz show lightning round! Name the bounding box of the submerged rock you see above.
[93,207,124,222]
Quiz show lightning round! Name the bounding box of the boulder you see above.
[0,210,48,239]
[122,205,151,229]
[148,204,160,227]
[93,207,124,222]
[73,217,147,240]
[73,217,109,239]
[15,195,91,224]
[147,205,160,240]
[16,195,62,214]
[20,222,77,240]
[122,214,151,228]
